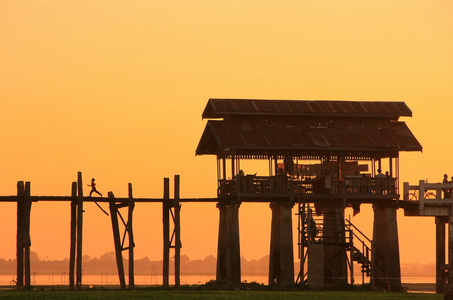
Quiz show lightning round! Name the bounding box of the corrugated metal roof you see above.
[202,99,412,119]
[196,120,422,156]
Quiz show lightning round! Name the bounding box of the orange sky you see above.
[0,1,452,267]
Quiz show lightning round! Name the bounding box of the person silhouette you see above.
[443,174,450,199]
[88,178,102,197]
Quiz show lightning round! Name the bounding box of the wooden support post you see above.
[216,202,227,283]
[24,182,31,288]
[109,192,126,289]
[162,178,170,287]
[16,181,25,288]
[69,182,77,290]
[76,172,83,289]
[435,216,446,293]
[174,175,181,287]
[128,183,135,288]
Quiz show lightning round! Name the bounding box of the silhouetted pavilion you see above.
[196,98,422,290]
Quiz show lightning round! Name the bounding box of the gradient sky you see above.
[1,1,452,268]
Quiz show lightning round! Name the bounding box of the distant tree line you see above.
[0,252,271,276]
[0,252,434,277]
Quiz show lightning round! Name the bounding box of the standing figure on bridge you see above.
[88,178,102,197]
[442,174,450,199]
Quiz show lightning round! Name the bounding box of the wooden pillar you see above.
[269,202,294,286]
[226,203,241,286]
[231,157,235,178]
[162,178,170,287]
[24,182,31,288]
[372,205,401,291]
[76,172,83,289]
[16,181,25,287]
[174,175,181,287]
[216,202,228,283]
[69,181,77,290]
[435,216,447,293]
[109,192,126,289]
[128,183,135,288]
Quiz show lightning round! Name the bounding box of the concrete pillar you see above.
[226,204,241,286]
[216,202,241,286]
[269,203,280,285]
[323,204,348,285]
[372,205,401,291]
[435,216,447,293]
[269,202,294,286]
[216,203,227,283]
[308,242,324,289]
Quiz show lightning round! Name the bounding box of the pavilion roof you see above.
[196,99,422,157]
[202,98,412,120]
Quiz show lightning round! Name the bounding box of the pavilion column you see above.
[372,204,401,291]
[216,202,241,286]
[269,201,294,286]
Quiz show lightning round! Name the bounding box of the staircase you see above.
[297,202,381,285]
[351,245,371,276]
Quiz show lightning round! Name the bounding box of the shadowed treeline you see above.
[0,252,434,278]
[0,252,270,276]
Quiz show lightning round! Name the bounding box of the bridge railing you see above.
[218,175,398,197]
[343,176,397,195]
[403,180,453,215]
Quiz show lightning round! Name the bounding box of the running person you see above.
[88,178,102,197]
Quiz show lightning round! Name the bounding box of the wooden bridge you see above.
[2,169,421,290]
[3,99,426,292]
[403,180,453,293]
[4,172,194,290]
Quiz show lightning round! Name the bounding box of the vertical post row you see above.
[109,192,126,289]
[16,181,25,287]
[24,182,31,288]
[162,178,170,287]
[174,175,181,287]
[76,172,83,289]
[69,182,77,290]
[128,183,135,288]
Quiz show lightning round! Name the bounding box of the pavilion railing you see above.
[218,175,397,197]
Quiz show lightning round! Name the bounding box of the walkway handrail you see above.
[346,218,372,244]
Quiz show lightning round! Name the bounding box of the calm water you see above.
[1,274,434,286]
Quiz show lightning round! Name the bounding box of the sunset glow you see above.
[1,1,452,273]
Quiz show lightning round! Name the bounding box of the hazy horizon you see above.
[0,251,436,279]
[1,1,452,268]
